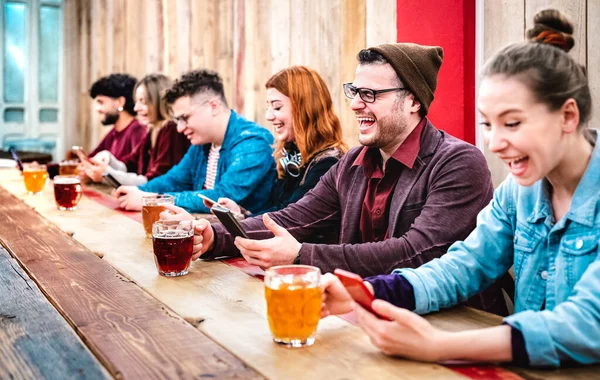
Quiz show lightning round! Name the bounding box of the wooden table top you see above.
[1,168,596,379]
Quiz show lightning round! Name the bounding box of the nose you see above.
[176,121,186,133]
[485,126,508,153]
[349,94,365,111]
[265,108,275,121]
[134,102,142,113]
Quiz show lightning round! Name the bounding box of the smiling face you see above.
[265,87,294,143]
[134,85,154,126]
[478,74,568,186]
[349,63,412,153]
[94,95,121,125]
[171,95,213,145]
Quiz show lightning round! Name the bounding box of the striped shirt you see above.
[203,144,221,190]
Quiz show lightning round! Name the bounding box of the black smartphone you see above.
[8,148,24,171]
[103,173,122,188]
[211,205,249,239]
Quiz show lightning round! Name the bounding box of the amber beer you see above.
[264,265,322,347]
[141,194,174,237]
[23,164,48,194]
[53,175,82,210]
[59,160,79,175]
[152,220,194,276]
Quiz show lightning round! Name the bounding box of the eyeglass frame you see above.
[343,83,408,103]
[173,100,210,126]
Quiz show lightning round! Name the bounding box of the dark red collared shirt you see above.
[354,118,426,243]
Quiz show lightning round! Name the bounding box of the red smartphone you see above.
[334,269,391,320]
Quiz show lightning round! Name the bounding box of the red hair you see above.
[266,66,347,178]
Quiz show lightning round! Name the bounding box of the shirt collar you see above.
[353,117,427,172]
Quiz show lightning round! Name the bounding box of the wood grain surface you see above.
[1,168,598,379]
[0,177,262,379]
[0,247,110,380]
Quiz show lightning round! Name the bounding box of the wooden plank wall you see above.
[62,0,398,156]
[483,0,598,187]
[62,1,597,185]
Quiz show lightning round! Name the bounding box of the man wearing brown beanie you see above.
[187,43,507,316]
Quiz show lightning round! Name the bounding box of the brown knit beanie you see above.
[369,43,443,115]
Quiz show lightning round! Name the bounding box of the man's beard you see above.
[360,99,407,149]
[101,111,120,126]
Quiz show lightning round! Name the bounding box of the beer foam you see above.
[54,177,80,185]
[154,230,191,239]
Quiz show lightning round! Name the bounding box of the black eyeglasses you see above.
[343,83,408,103]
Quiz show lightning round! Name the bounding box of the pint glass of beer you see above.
[23,163,48,195]
[151,220,194,277]
[142,194,175,237]
[59,160,80,175]
[264,265,322,347]
[53,175,82,210]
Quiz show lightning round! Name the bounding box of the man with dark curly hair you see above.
[86,73,147,163]
[114,69,276,214]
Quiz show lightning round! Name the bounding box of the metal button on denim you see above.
[541,271,549,280]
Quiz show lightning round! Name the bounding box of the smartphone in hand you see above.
[197,193,218,208]
[71,146,92,163]
[103,173,122,188]
[334,269,391,320]
[211,205,249,239]
[8,148,24,171]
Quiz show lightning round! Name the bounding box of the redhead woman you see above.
[209,66,347,216]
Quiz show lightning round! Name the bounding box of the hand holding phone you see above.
[197,193,218,208]
[211,205,249,239]
[71,145,92,163]
[103,173,122,188]
[334,269,391,320]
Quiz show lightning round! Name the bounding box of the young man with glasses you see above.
[182,44,507,315]
[114,69,275,213]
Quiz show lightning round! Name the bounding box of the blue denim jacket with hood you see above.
[396,129,600,367]
[139,110,275,213]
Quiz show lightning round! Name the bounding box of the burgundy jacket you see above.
[121,121,190,180]
[208,120,508,314]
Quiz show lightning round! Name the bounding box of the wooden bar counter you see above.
[0,168,596,379]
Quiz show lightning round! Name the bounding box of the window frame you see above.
[0,0,64,157]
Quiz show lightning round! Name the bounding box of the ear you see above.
[408,94,422,114]
[117,96,127,108]
[209,98,221,116]
[561,98,580,134]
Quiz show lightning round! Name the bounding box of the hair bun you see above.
[526,9,575,52]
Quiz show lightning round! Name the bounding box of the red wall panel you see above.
[396,0,475,144]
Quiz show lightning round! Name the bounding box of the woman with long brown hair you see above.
[84,73,190,185]
[217,66,347,216]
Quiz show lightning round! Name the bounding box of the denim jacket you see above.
[397,129,600,367]
[139,110,276,213]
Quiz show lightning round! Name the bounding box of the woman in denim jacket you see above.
[321,9,599,368]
